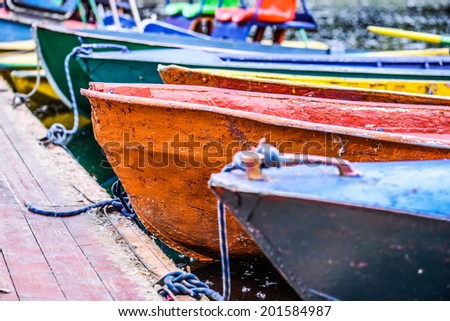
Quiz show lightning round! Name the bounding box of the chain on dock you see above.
[156,199,231,301]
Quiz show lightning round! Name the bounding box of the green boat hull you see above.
[36,27,158,115]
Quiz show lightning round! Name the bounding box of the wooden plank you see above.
[0,169,65,300]
[0,250,18,301]
[0,128,50,207]
[111,216,177,277]
[63,214,155,300]
[0,124,84,206]
[25,215,114,300]
[0,205,66,300]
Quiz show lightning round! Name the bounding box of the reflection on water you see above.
[190,258,300,301]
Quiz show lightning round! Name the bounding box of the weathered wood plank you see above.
[111,216,176,277]
[64,214,155,300]
[0,205,66,300]
[0,128,50,206]
[0,122,84,206]
[26,215,114,300]
[0,250,18,301]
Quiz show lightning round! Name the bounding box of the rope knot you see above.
[40,123,69,146]
[12,95,28,108]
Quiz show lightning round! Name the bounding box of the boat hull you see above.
[159,65,450,103]
[82,83,450,260]
[209,161,450,300]
[0,16,33,43]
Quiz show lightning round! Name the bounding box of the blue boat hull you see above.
[209,160,450,300]
[0,18,32,42]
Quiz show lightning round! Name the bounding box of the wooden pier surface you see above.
[0,80,176,301]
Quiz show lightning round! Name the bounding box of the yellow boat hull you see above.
[359,47,450,57]
[5,70,90,128]
[9,70,60,108]
[204,69,450,96]
[0,51,37,68]
[0,40,35,53]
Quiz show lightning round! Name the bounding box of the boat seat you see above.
[6,0,78,16]
[212,0,318,43]
[165,0,240,19]
[215,0,296,24]
[164,0,240,34]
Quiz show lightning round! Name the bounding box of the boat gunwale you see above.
[195,66,450,85]
[158,64,450,106]
[80,49,450,78]
[208,162,450,220]
[81,85,450,150]
[86,82,450,110]
[35,23,317,56]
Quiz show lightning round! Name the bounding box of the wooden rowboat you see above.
[81,83,450,261]
[0,39,34,53]
[160,66,450,96]
[0,5,88,47]
[0,9,34,45]
[0,51,36,94]
[209,153,450,300]
[159,65,450,105]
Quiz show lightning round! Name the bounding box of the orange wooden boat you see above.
[158,65,450,106]
[82,84,450,261]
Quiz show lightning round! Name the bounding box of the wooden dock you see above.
[0,79,177,301]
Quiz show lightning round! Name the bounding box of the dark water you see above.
[191,258,300,301]
[32,0,449,301]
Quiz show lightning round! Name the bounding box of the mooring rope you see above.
[11,62,43,108]
[12,25,43,108]
[24,199,113,217]
[40,43,129,149]
[24,180,141,228]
